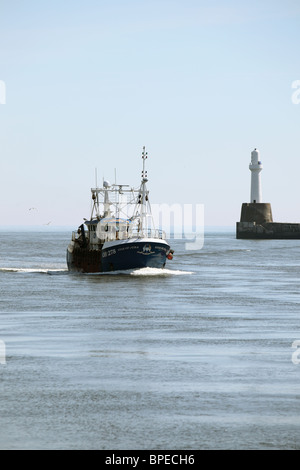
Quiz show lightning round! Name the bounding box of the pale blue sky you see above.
[1,0,300,228]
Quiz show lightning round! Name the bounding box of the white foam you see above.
[85,267,194,276]
[0,267,67,274]
[0,266,193,277]
[129,267,194,276]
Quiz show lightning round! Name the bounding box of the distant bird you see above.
[44,221,51,226]
[29,207,38,211]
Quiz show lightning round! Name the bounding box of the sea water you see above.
[0,230,300,450]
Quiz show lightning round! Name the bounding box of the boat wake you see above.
[130,267,193,276]
[0,267,193,277]
[0,267,68,275]
[85,267,194,276]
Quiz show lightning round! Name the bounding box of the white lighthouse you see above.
[237,147,273,238]
[249,148,263,203]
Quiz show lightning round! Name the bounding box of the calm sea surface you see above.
[0,229,300,450]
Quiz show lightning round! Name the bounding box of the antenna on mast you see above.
[141,146,148,181]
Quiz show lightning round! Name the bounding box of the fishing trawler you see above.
[66,147,174,273]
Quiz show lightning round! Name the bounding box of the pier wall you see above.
[236,221,300,239]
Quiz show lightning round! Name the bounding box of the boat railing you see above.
[129,228,166,240]
[99,228,166,242]
[72,228,166,243]
[72,227,166,244]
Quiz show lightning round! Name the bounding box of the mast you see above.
[95,168,100,218]
[139,146,152,234]
[141,146,148,202]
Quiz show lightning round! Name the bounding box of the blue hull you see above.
[101,240,170,272]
